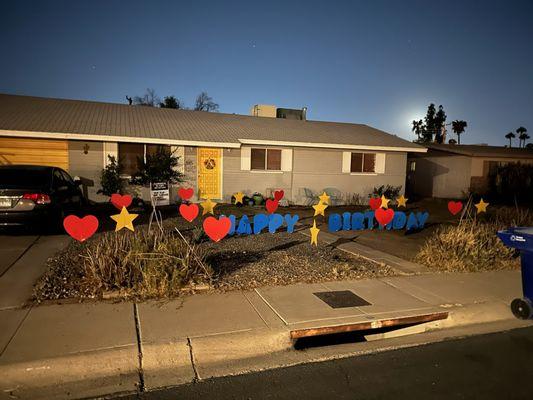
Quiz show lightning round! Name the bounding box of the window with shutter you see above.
[250,148,282,171]
[350,152,376,173]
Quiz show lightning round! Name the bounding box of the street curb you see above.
[0,346,139,400]
[0,300,525,400]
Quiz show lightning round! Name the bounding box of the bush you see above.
[489,162,533,204]
[98,155,124,196]
[133,147,184,186]
[371,185,402,199]
[415,207,531,272]
[34,229,212,301]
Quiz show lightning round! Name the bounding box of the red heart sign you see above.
[110,194,132,210]
[178,187,194,200]
[265,199,279,214]
[369,197,382,210]
[179,203,199,222]
[203,216,231,242]
[448,201,463,215]
[375,208,394,226]
[274,190,284,201]
[63,215,99,242]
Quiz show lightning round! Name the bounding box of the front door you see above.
[197,148,222,199]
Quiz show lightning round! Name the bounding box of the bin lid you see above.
[497,227,533,251]
[514,227,533,237]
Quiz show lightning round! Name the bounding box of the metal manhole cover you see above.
[313,290,371,308]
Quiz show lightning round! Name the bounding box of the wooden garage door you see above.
[0,137,69,171]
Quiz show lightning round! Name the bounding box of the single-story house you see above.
[407,143,533,199]
[0,93,426,204]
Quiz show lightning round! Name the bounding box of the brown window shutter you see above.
[351,152,363,173]
[267,149,282,170]
[251,148,266,170]
[363,153,376,172]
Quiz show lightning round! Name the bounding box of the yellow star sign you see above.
[318,192,330,205]
[396,195,408,208]
[234,192,245,205]
[475,198,489,214]
[200,198,217,215]
[380,195,390,209]
[313,201,328,217]
[111,206,138,232]
[310,220,320,246]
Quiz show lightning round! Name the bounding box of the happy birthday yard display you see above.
[447,198,489,216]
[61,186,448,246]
[328,194,428,232]
[63,215,99,242]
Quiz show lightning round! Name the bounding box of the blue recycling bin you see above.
[497,227,533,319]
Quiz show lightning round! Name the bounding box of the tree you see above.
[133,147,184,186]
[423,103,437,142]
[411,119,424,142]
[505,131,516,147]
[434,105,447,143]
[521,133,531,148]
[159,96,184,109]
[451,120,467,145]
[194,91,219,112]
[133,88,160,107]
[98,155,124,196]
[516,127,528,148]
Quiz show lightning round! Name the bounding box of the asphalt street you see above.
[117,326,533,400]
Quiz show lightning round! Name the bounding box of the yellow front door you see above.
[197,148,222,199]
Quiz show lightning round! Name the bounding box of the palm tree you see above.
[411,119,425,142]
[505,131,516,147]
[451,120,467,144]
[516,127,527,148]
[521,133,531,148]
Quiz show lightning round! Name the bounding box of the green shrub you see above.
[133,147,184,186]
[98,155,124,196]
[371,185,402,199]
[489,162,533,204]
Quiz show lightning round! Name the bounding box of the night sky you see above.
[1,0,531,146]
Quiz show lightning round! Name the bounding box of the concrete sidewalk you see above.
[1,269,530,400]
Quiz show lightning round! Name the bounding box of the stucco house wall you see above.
[410,154,472,198]
[68,140,108,202]
[222,147,293,202]
[291,148,406,204]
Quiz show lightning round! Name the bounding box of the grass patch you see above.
[415,205,531,272]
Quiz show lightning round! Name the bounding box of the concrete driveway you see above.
[0,235,40,277]
[0,233,70,310]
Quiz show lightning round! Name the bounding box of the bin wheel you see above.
[511,298,533,320]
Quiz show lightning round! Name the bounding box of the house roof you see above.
[0,93,425,152]
[425,143,533,159]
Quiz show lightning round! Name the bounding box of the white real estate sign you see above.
[150,182,170,206]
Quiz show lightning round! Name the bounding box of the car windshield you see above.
[0,168,52,189]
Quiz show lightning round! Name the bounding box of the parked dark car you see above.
[0,165,85,231]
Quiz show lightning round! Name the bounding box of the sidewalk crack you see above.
[133,303,145,393]
[187,337,201,382]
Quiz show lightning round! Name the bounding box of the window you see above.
[118,143,171,176]
[146,144,170,157]
[251,148,282,171]
[351,153,376,173]
[119,143,144,176]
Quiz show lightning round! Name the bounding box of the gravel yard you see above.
[34,214,396,302]
[202,231,396,290]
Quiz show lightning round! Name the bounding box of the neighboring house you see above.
[407,143,533,199]
[0,94,425,204]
